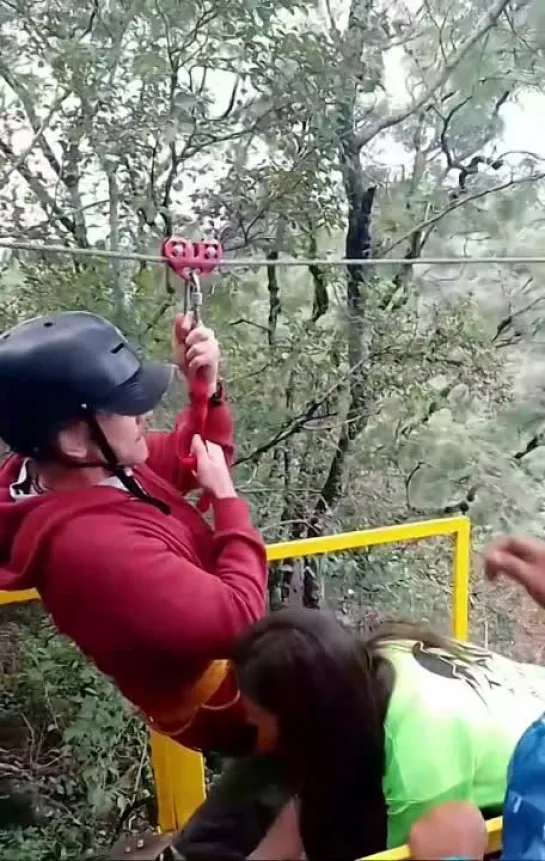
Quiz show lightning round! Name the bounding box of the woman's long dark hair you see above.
[232,608,458,861]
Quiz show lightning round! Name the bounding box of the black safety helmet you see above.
[0,311,174,509]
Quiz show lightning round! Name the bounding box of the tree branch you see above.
[267,251,281,347]
[305,187,377,537]
[405,463,479,517]
[0,89,70,188]
[513,434,545,462]
[234,403,338,466]
[0,138,77,238]
[105,165,126,325]
[59,109,89,247]
[437,97,504,194]
[0,60,64,178]
[353,0,529,151]
[308,233,329,322]
[491,279,542,345]
[383,170,545,255]
[235,359,366,466]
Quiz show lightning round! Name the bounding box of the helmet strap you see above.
[31,410,170,514]
[82,410,170,515]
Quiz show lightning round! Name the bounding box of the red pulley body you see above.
[161,237,223,282]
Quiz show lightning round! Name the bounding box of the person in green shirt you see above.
[227,608,545,861]
[165,537,545,861]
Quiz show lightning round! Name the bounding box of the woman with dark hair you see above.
[228,608,545,861]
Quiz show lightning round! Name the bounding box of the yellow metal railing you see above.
[0,515,491,858]
[266,515,471,641]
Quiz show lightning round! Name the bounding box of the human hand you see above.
[172,313,220,398]
[409,801,487,860]
[190,435,236,499]
[484,535,545,609]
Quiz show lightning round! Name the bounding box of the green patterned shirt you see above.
[381,638,545,848]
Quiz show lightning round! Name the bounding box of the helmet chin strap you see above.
[37,409,170,515]
[82,411,170,515]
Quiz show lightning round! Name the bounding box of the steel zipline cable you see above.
[0,237,544,268]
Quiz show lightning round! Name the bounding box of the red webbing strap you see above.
[180,374,211,513]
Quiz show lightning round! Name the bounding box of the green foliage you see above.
[0,0,545,854]
[0,615,151,860]
[0,822,99,861]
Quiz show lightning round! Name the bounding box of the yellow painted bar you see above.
[0,586,38,605]
[266,516,468,562]
[0,516,472,840]
[363,815,503,860]
[150,732,206,833]
[267,515,470,640]
[452,517,471,640]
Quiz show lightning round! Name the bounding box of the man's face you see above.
[94,412,151,466]
[57,411,151,467]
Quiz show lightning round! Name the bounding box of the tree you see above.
[1,0,545,852]
[0,0,543,588]
[198,0,545,603]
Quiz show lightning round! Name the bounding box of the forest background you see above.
[1,0,545,855]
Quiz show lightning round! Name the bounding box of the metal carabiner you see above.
[187,270,202,324]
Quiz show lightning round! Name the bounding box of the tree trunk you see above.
[307,184,376,539]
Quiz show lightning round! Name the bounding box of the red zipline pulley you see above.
[161,237,224,283]
[162,236,224,512]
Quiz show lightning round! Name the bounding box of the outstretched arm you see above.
[248,799,305,861]
[409,801,487,861]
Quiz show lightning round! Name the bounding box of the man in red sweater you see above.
[0,309,289,861]
[0,308,269,746]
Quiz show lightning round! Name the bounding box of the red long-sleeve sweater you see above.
[0,398,268,753]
